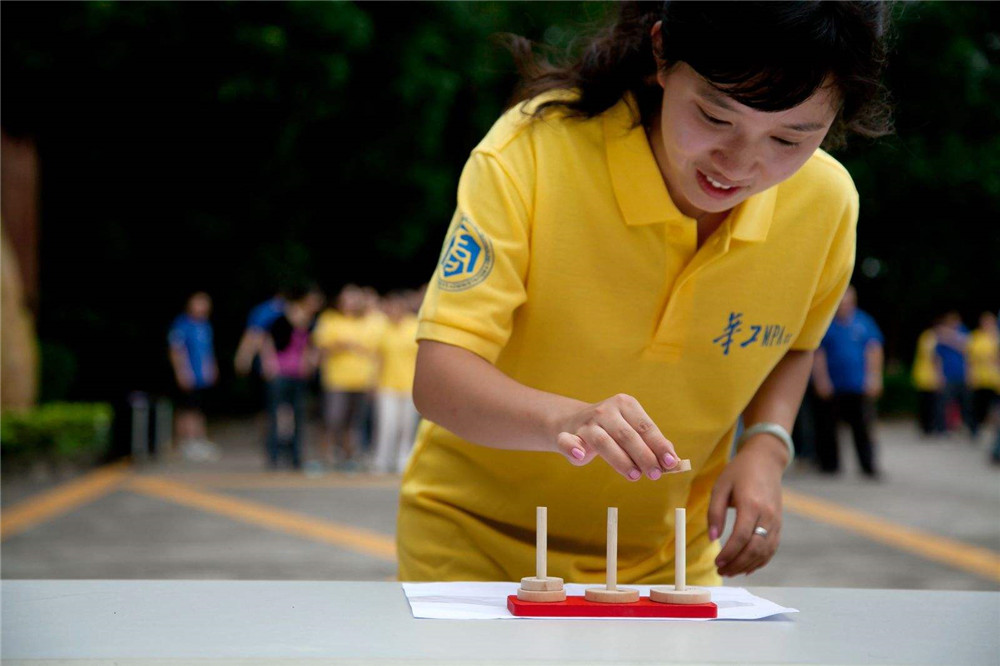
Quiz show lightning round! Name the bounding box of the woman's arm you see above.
[414,340,681,481]
[707,348,814,577]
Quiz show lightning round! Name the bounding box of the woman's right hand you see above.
[553,394,680,481]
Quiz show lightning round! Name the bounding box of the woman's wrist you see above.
[539,394,590,451]
[735,433,790,473]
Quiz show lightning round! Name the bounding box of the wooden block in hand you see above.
[665,459,691,474]
[584,587,640,603]
[649,585,711,604]
[520,576,564,591]
[517,588,567,602]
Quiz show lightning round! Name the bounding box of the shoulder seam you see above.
[471,148,533,222]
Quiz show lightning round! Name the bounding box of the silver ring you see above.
[753,526,769,538]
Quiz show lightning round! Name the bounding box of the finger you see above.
[556,432,594,466]
[715,501,759,573]
[720,514,778,577]
[579,424,642,481]
[706,478,732,544]
[743,529,781,576]
[618,396,680,470]
[602,413,661,480]
[736,529,780,577]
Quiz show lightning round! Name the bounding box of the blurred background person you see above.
[168,291,220,462]
[372,291,419,474]
[313,285,380,470]
[968,311,999,442]
[260,286,322,470]
[359,286,388,456]
[234,291,285,377]
[812,286,884,478]
[911,318,945,437]
[936,311,973,437]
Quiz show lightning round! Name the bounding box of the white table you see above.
[2,581,997,664]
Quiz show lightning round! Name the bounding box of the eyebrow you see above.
[699,87,828,133]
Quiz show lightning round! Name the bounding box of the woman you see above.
[399,1,892,586]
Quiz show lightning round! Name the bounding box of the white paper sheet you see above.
[402,582,798,621]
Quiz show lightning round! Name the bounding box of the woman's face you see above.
[651,57,839,221]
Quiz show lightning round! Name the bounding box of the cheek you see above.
[761,149,817,187]
[665,113,715,162]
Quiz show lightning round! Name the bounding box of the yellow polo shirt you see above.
[911,329,942,391]
[312,310,383,392]
[398,94,857,586]
[968,329,1000,390]
[377,315,419,393]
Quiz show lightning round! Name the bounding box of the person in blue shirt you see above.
[934,310,975,437]
[168,292,219,461]
[812,286,884,477]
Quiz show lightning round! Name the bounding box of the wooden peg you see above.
[650,507,711,605]
[585,507,639,603]
[537,506,547,578]
[518,506,563,596]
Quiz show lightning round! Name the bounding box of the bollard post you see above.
[129,392,150,462]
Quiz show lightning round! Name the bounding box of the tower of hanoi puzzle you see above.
[508,458,717,618]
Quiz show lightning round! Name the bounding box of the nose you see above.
[710,136,758,183]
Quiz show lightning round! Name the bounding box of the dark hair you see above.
[507,1,893,149]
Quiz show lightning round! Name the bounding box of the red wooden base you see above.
[507,594,717,618]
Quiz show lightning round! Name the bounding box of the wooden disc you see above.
[520,576,564,591]
[517,588,567,602]
[584,587,640,604]
[649,586,711,605]
[665,459,692,474]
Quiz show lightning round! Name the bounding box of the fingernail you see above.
[571,448,586,460]
[709,527,719,541]
[716,560,727,569]
[648,468,662,481]
[627,468,641,481]
[663,453,675,467]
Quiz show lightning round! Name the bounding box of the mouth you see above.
[696,170,744,200]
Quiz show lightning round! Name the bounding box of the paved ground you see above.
[2,418,998,591]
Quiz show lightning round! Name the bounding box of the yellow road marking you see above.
[784,488,1000,583]
[1,460,132,540]
[162,472,402,490]
[127,475,397,561]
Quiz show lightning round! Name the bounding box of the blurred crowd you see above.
[794,286,1000,478]
[909,310,1000,453]
[167,283,424,473]
[166,282,1000,476]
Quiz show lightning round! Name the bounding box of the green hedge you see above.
[1,403,113,468]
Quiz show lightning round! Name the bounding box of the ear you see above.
[650,21,668,89]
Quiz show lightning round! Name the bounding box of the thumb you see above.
[707,477,732,543]
[556,432,590,465]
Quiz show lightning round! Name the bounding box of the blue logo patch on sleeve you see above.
[437,216,494,292]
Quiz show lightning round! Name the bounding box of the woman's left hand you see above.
[706,436,786,577]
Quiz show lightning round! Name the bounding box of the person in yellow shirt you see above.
[911,321,945,437]
[313,285,381,469]
[372,292,420,474]
[399,2,893,585]
[968,312,999,439]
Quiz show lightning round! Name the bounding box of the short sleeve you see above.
[417,150,532,364]
[791,187,859,351]
[167,319,186,348]
[864,312,884,345]
[312,312,336,348]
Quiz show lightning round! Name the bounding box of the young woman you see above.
[398,1,892,585]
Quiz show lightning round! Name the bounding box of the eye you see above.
[698,107,730,126]
[772,137,801,148]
